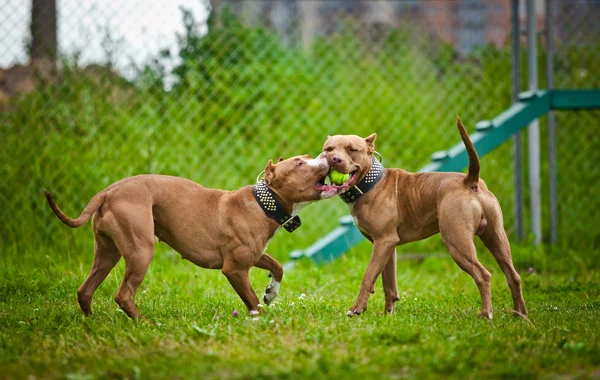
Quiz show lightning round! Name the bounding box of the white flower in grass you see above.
[298,293,306,300]
[289,302,295,307]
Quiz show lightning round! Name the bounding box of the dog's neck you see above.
[292,201,313,216]
[339,156,384,203]
[252,180,302,232]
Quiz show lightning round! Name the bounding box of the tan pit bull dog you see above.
[321,118,527,319]
[45,155,338,319]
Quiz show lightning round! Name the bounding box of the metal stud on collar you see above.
[252,180,302,232]
[365,157,383,183]
[255,181,277,211]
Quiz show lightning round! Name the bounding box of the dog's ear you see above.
[264,159,276,184]
[278,156,285,163]
[364,133,377,153]
[322,136,332,151]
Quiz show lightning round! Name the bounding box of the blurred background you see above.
[1,0,598,266]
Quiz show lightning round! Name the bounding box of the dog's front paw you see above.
[262,279,280,305]
[384,295,400,314]
[263,292,276,305]
[346,303,367,317]
[480,311,493,320]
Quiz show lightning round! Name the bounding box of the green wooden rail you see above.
[286,89,600,267]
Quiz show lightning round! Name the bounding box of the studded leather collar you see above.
[339,156,384,203]
[252,180,301,232]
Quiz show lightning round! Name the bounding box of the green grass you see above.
[1,239,599,379]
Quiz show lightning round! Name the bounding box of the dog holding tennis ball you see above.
[320,117,528,319]
[329,170,350,185]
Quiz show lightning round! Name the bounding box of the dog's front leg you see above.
[348,238,398,316]
[382,249,400,314]
[222,262,261,315]
[254,253,283,305]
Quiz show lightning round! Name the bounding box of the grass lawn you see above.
[1,239,599,379]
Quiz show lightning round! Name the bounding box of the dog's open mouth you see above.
[315,170,357,198]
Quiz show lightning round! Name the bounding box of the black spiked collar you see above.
[252,180,301,232]
[339,156,385,203]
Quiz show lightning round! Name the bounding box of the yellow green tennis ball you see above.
[329,170,350,185]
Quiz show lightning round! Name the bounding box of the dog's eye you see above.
[324,147,333,152]
[297,161,304,167]
[349,148,359,153]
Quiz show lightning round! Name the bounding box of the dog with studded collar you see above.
[321,118,527,319]
[45,155,334,319]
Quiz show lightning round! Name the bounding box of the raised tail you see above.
[456,116,480,187]
[44,189,106,228]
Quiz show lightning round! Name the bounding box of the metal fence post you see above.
[546,0,558,244]
[526,0,542,246]
[511,0,525,242]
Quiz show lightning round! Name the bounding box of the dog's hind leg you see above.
[254,254,283,305]
[442,234,492,319]
[113,240,154,320]
[381,249,400,313]
[479,212,527,317]
[77,234,121,316]
[108,204,155,320]
[439,199,492,319]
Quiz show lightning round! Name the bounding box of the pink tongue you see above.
[317,183,351,198]
[322,187,337,198]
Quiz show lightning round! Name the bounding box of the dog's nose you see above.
[332,155,343,165]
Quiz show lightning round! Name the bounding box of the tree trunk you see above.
[30,0,57,61]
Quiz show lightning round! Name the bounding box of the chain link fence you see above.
[1,0,598,263]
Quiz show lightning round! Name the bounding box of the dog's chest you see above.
[348,202,373,238]
[347,202,360,227]
[263,227,280,253]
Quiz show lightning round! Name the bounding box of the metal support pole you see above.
[526,0,542,245]
[546,0,558,244]
[511,0,525,241]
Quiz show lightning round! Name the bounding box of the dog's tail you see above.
[44,190,106,228]
[456,116,480,187]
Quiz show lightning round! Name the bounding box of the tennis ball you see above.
[329,170,350,185]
